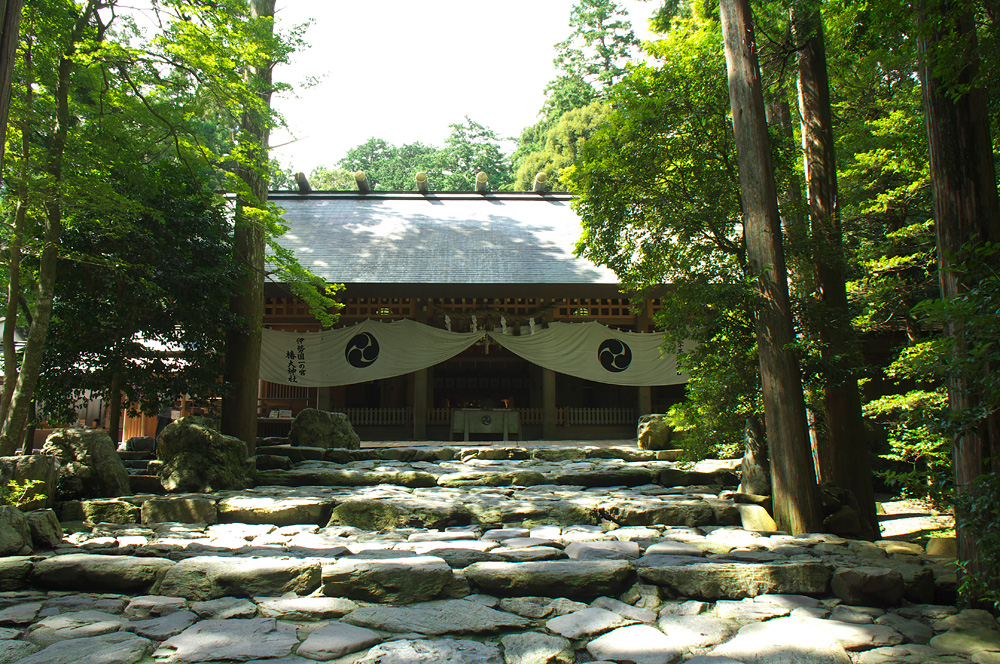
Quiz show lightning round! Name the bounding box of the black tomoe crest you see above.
[345,332,380,368]
[598,338,632,373]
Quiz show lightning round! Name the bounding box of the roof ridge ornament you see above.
[354,170,371,194]
[533,171,548,193]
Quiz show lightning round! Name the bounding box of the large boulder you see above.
[25,508,63,549]
[41,428,130,499]
[288,408,360,449]
[637,414,673,451]
[156,417,253,493]
[0,454,57,509]
[0,504,31,555]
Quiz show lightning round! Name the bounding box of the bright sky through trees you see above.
[271,0,657,175]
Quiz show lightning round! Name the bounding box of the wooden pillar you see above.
[413,298,429,440]
[638,387,652,415]
[317,387,332,411]
[414,369,428,440]
[542,368,557,440]
[636,300,654,417]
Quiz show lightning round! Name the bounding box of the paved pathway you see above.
[1,442,992,664]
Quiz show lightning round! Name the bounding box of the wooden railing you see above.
[345,407,412,426]
[564,407,636,426]
[397,407,633,429]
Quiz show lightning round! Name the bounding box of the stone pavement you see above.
[1,442,995,664]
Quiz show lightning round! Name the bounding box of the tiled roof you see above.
[269,192,620,287]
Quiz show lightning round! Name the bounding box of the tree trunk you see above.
[0,0,24,171]
[917,2,1000,586]
[719,0,821,534]
[20,399,34,453]
[220,0,276,455]
[793,1,878,540]
[3,34,31,426]
[766,90,829,481]
[107,370,124,445]
[0,3,95,456]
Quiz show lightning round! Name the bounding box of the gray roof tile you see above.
[270,192,619,286]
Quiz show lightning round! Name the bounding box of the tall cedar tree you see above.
[221,0,277,453]
[719,0,821,534]
[916,0,1000,590]
[0,0,22,171]
[792,0,877,539]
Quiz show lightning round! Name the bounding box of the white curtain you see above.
[261,320,482,387]
[488,322,685,386]
[261,319,685,387]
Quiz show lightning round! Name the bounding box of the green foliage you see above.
[0,479,46,508]
[512,0,639,188]
[891,242,1000,435]
[431,117,514,191]
[569,10,760,451]
[269,158,296,190]
[0,0,340,438]
[512,102,610,191]
[864,389,952,505]
[554,0,640,90]
[307,166,355,190]
[336,119,513,192]
[338,137,438,190]
[36,163,241,422]
[954,472,1000,611]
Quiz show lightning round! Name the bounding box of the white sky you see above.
[270,1,659,175]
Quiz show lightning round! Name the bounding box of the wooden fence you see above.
[348,407,635,428]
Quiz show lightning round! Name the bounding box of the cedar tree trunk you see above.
[917,2,1000,584]
[719,0,822,534]
[793,2,878,539]
[220,0,276,455]
[0,0,23,171]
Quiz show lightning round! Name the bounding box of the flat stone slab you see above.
[27,610,127,647]
[296,621,383,660]
[125,610,198,640]
[355,638,503,664]
[255,596,356,620]
[586,624,686,664]
[709,617,857,664]
[321,555,454,603]
[157,556,321,600]
[153,617,298,662]
[545,607,634,639]
[464,560,634,600]
[20,632,154,664]
[638,560,831,600]
[342,599,531,635]
[217,493,334,526]
[30,554,174,594]
[500,632,574,664]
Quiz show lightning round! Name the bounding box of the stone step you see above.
[59,482,744,530]
[252,448,738,491]
[10,520,956,608]
[257,443,684,464]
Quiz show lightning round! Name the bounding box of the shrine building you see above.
[258,185,686,441]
